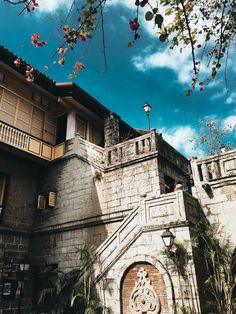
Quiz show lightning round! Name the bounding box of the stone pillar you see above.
[104,112,120,148]
[66,111,76,140]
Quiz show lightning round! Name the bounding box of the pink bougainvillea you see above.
[31,34,47,47]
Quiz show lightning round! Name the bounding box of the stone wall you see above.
[104,112,120,148]
[96,225,201,314]
[0,151,42,313]
[191,150,236,242]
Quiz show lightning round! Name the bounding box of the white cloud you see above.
[210,88,227,101]
[221,115,236,130]
[210,89,236,105]
[225,92,236,104]
[160,126,205,158]
[106,0,135,7]
[37,0,72,13]
[132,46,193,84]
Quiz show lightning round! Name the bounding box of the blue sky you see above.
[0,0,235,157]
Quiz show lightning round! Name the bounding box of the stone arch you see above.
[120,261,169,314]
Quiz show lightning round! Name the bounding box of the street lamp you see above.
[17,257,30,314]
[161,228,175,248]
[143,102,152,131]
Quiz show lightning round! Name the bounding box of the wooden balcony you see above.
[0,121,64,161]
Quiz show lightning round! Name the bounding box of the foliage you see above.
[163,219,236,314]
[162,241,195,314]
[4,0,236,91]
[195,219,236,314]
[37,245,104,314]
[163,240,190,279]
[193,118,233,155]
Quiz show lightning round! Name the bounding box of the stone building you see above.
[0,46,235,314]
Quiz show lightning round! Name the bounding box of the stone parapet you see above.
[64,135,104,168]
[104,131,157,168]
[191,148,236,183]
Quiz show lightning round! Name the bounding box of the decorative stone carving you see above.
[129,267,160,314]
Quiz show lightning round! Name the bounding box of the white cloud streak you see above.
[132,46,193,84]
[221,115,236,130]
[225,92,236,105]
[160,126,205,158]
[37,0,72,13]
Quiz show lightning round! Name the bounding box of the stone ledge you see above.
[104,151,158,172]
[0,227,31,236]
[32,209,132,236]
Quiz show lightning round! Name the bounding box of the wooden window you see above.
[0,90,17,125]
[43,113,57,145]
[0,175,7,222]
[89,122,103,146]
[76,116,87,139]
[0,88,57,144]
[15,99,32,133]
[31,107,45,139]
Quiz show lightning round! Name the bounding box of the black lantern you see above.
[19,257,30,272]
[17,257,30,314]
[161,228,175,248]
[143,102,152,131]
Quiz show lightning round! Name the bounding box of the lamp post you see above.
[143,102,152,131]
[161,228,175,248]
[17,257,30,314]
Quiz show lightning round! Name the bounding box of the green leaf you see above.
[159,33,168,42]
[145,11,154,21]
[155,14,164,28]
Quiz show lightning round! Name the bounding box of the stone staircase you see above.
[94,191,199,280]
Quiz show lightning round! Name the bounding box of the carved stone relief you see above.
[129,267,160,314]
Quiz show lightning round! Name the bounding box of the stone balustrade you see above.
[94,191,199,278]
[191,149,236,182]
[105,131,157,167]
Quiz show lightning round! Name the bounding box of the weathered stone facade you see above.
[0,46,236,314]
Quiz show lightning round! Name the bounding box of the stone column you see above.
[104,112,120,148]
[66,110,76,140]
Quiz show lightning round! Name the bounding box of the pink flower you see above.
[31,33,47,47]
[129,19,140,31]
[14,58,21,67]
[74,62,85,70]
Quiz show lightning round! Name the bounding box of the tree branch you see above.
[179,0,197,75]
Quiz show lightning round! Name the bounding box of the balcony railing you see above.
[0,121,64,161]
[191,149,236,182]
[105,131,157,166]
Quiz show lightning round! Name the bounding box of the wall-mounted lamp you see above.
[143,102,152,131]
[161,228,175,248]
[202,183,211,193]
[19,257,30,272]
[17,257,30,314]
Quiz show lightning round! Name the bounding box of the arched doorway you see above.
[120,262,169,314]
